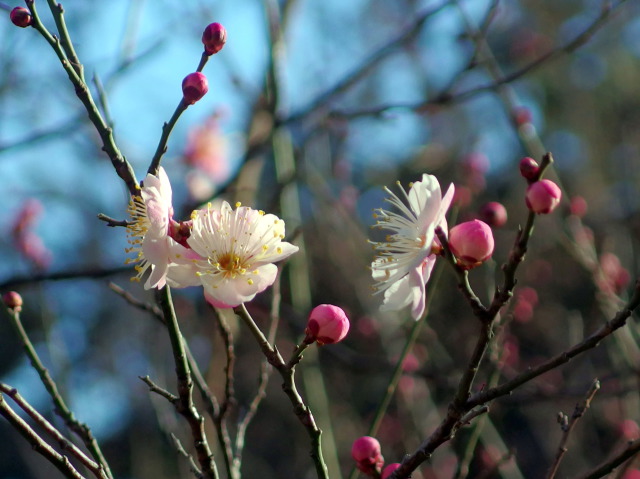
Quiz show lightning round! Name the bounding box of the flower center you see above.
[213,252,247,278]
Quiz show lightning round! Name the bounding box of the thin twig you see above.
[3,306,114,479]
[157,286,218,479]
[0,384,108,479]
[171,433,203,479]
[234,304,329,479]
[546,379,601,479]
[0,391,87,479]
[575,438,640,479]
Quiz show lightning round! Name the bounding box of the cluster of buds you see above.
[180,23,227,105]
[351,436,400,478]
[304,304,350,345]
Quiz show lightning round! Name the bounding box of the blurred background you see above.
[1,0,640,478]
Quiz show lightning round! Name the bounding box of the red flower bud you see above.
[382,463,401,479]
[479,201,507,228]
[525,179,562,214]
[3,291,23,312]
[519,157,539,181]
[448,220,495,268]
[10,7,32,28]
[305,304,349,345]
[351,436,384,475]
[182,72,209,105]
[202,22,227,55]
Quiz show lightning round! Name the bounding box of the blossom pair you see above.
[125,167,298,308]
[371,174,495,320]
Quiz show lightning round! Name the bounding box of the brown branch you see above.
[575,438,640,479]
[0,384,108,479]
[546,379,601,479]
[0,391,87,479]
[329,1,628,120]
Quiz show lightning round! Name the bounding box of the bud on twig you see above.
[10,7,32,28]
[3,291,23,312]
[202,22,227,55]
[182,72,209,105]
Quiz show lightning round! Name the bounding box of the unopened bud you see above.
[479,201,507,228]
[10,7,32,28]
[305,304,350,345]
[3,291,23,312]
[448,220,495,268]
[351,436,384,475]
[519,157,539,181]
[182,72,209,105]
[526,179,562,214]
[382,463,401,479]
[202,22,227,55]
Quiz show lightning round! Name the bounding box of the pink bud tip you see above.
[182,72,209,105]
[525,179,562,214]
[305,304,350,345]
[569,195,588,218]
[479,201,507,228]
[448,219,495,268]
[382,463,401,479]
[3,291,23,312]
[519,157,539,181]
[10,7,32,28]
[351,436,384,474]
[202,22,227,55]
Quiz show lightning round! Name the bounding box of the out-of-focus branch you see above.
[0,265,130,290]
[575,438,640,479]
[283,0,453,125]
[3,305,114,479]
[546,379,601,479]
[330,1,628,120]
[24,0,138,195]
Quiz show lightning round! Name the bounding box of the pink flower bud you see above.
[3,291,23,312]
[351,436,384,474]
[479,202,507,228]
[182,72,209,105]
[448,220,494,268]
[305,304,350,345]
[513,106,532,126]
[10,7,32,28]
[382,463,401,479]
[519,157,539,181]
[525,179,562,214]
[202,22,227,55]
[569,195,588,217]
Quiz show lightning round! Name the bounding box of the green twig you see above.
[148,100,188,176]
[234,304,329,479]
[157,287,219,479]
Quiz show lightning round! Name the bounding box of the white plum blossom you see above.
[125,167,199,289]
[187,201,299,307]
[371,174,454,320]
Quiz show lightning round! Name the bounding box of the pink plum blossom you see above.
[126,167,199,289]
[382,463,401,479]
[371,174,454,320]
[187,201,298,308]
